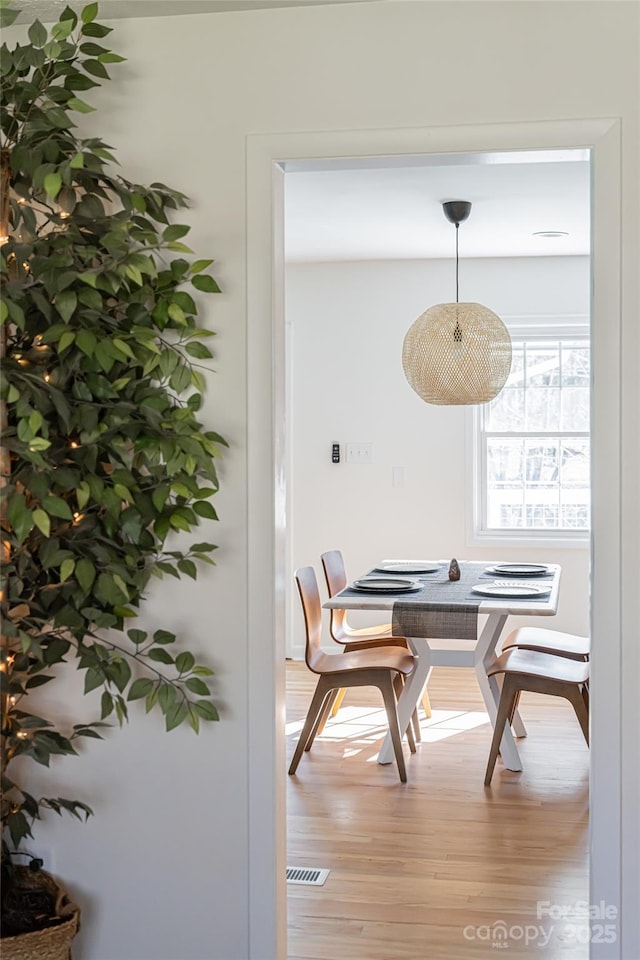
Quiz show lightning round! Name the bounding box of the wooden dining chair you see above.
[320,549,432,723]
[289,566,417,782]
[484,647,590,786]
[501,626,590,662]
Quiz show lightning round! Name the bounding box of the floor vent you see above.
[286,866,329,886]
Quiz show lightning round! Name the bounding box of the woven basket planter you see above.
[1,867,80,960]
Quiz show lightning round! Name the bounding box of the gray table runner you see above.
[391,561,484,640]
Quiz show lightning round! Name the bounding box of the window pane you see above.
[562,344,590,385]
[526,386,561,431]
[526,344,561,387]
[486,386,524,431]
[561,386,589,431]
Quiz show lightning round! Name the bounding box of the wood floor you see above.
[286,660,589,959]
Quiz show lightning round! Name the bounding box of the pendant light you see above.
[402,200,512,405]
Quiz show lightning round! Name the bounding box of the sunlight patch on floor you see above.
[286,706,490,746]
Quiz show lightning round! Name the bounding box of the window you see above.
[475,335,590,539]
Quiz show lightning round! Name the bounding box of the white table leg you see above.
[377,638,431,764]
[475,613,523,771]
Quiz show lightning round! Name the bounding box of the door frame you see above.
[246,117,624,960]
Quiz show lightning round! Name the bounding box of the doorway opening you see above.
[282,147,591,957]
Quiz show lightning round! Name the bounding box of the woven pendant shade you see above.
[402,200,512,405]
[402,301,512,405]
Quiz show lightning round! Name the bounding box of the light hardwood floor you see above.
[286,660,589,959]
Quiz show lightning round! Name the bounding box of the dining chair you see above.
[484,647,590,786]
[320,549,433,724]
[289,565,417,782]
[501,626,590,662]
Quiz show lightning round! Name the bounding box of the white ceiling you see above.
[284,150,591,262]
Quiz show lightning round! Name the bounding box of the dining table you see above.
[322,559,561,771]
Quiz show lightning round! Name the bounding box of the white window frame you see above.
[468,314,591,548]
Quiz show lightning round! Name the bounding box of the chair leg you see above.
[329,687,347,718]
[315,688,340,737]
[306,688,339,749]
[421,688,432,719]
[485,677,520,787]
[394,675,416,752]
[508,689,522,727]
[380,673,407,782]
[567,685,590,746]
[581,681,589,713]
[288,679,332,775]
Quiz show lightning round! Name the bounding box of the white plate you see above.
[472,582,552,599]
[351,577,421,594]
[487,563,550,577]
[374,561,441,574]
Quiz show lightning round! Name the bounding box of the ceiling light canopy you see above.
[402,201,512,406]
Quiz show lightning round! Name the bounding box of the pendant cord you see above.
[455,222,460,303]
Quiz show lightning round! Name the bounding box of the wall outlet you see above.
[346,442,373,463]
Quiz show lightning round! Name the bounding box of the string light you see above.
[69,441,80,449]
[44,373,51,383]
[73,512,84,524]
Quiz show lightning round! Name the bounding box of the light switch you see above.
[346,443,373,463]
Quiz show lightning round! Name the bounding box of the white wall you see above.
[287,255,591,657]
[6,3,638,959]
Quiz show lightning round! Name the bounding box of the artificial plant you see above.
[0,0,225,922]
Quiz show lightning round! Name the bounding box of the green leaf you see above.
[153,630,175,645]
[149,648,174,665]
[163,224,190,242]
[165,701,188,732]
[185,342,213,360]
[193,501,218,520]
[60,558,75,582]
[175,651,195,674]
[101,691,114,719]
[33,509,51,537]
[76,329,97,356]
[81,21,112,37]
[112,337,135,359]
[127,678,154,701]
[0,7,20,28]
[28,19,48,47]
[193,700,219,722]
[192,274,221,294]
[75,558,96,593]
[43,496,73,520]
[81,2,99,23]
[185,676,211,696]
[190,259,214,274]
[58,330,76,353]
[177,558,198,580]
[51,17,75,40]
[98,51,126,64]
[84,668,104,694]
[44,172,62,200]
[127,629,147,645]
[76,481,90,510]
[55,290,78,323]
[68,97,96,114]
[83,58,109,79]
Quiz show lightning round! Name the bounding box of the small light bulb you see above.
[17,731,28,739]
[70,441,80,449]
[44,373,51,383]
[59,211,70,220]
